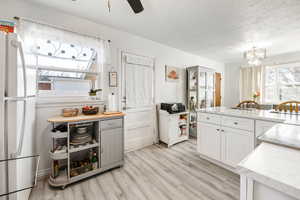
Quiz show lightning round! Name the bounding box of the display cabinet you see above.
[187,66,215,137]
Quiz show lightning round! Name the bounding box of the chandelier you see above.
[244,47,266,66]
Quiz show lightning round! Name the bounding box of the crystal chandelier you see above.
[244,47,266,66]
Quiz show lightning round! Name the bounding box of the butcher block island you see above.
[47,113,125,188]
[196,107,300,171]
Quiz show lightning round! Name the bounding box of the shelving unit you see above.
[187,66,216,138]
[47,113,125,189]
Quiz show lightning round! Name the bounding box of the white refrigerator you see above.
[0,32,39,200]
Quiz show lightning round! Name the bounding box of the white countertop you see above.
[238,142,300,199]
[198,107,300,125]
[259,124,300,149]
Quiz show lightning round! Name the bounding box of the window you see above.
[30,39,97,97]
[264,64,300,103]
[19,20,108,100]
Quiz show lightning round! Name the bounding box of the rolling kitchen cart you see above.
[47,113,125,189]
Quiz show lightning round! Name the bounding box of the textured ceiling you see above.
[24,0,300,62]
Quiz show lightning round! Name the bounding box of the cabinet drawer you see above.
[221,116,254,132]
[101,118,123,130]
[198,113,221,125]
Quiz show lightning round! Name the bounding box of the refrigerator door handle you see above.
[7,99,27,158]
[4,95,36,102]
[11,39,27,98]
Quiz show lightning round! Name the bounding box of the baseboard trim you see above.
[37,168,51,180]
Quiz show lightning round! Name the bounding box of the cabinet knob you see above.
[234,122,238,125]
[216,129,220,131]
[206,117,210,120]
[221,130,224,132]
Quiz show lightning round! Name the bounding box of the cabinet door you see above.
[197,122,221,161]
[101,128,123,167]
[222,127,254,168]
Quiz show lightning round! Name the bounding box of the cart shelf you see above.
[69,143,99,153]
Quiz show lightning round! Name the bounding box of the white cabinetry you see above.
[159,110,189,147]
[197,123,221,160]
[197,113,255,168]
[222,127,253,167]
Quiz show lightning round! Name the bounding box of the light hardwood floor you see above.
[29,140,240,200]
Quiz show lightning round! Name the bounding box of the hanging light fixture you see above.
[244,47,267,66]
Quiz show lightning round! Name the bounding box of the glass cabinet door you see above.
[206,72,215,107]
[198,72,206,108]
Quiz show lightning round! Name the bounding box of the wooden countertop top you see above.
[48,113,125,123]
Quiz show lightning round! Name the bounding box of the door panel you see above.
[222,127,253,167]
[197,122,221,161]
[6,98,36,200]
[101,128,123,167]
[121,52,155,152]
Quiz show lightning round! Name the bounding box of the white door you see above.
[222,127,253,168]
[197,122,221,161]
[121,52,155,152]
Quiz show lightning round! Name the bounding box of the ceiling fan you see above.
[127,0,144,14]
[106,0,144,14]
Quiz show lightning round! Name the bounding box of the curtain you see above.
[239,66,265,103]
[125,54,154,108]
[17,20,111,92]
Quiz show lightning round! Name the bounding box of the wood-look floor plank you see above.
[29,140,239,200]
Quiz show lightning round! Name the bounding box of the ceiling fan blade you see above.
[126,0,144,14]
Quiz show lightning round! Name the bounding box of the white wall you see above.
[224,51,300,107]
[1,0,225,176]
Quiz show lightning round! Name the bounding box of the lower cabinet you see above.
[101,128,124,167]
[198,122,221,161]
[198,120,254,168]
[222,127,253,167]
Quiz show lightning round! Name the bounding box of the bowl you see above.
[82,107,99,115]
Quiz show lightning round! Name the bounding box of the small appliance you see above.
[160,103,186,114]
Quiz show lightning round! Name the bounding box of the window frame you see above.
[24,50,102,102]
[263,63,300,104]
